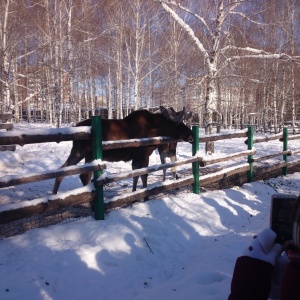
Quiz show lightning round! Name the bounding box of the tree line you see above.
[1,0,300,135]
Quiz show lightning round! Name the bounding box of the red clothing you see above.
[228,256,273,300]
[281,262,300,300]
[228,256,300,300]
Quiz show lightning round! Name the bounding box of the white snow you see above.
[0,122,300,300]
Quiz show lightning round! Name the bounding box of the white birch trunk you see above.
[134,19,140,110]
[291,2,296,128]
[107,63,113,119]
[67,0,74,123]
[1,0,11,111]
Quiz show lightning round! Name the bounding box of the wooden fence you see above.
[0,118,300,226]
[0,113,16,151]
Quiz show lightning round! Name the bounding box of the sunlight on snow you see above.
[225,198,260,216]
[76,246,104,274]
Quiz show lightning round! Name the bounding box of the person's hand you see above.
[228,229,282,300]
[269,251,290,300]
[243,229,282,266]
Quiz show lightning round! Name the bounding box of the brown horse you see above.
[157,108,193,181]
[52,106,194,194]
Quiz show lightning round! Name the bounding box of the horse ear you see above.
[160,106,186,124]
[160,106,169,118]
[169,107,176,114]
[174,107,186,123]
[169,107,185,124]
[160,106,177,122]
[168,107,180,121]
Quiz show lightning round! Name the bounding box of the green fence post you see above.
[192,125,199,194]
[283,127,288,176]
[247,126,254,182]
[92,116,104,220]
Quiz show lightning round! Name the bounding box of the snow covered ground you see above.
[0,122,299,300]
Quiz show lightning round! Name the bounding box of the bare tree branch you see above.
[158,0,209,60]
[163,0,214,39]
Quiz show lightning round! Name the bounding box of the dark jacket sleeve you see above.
[228,256,274,300]
[281,263,300,300]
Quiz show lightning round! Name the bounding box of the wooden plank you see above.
[254,160,286,174]
[0,119,15,151]
[0,113,13,122]
[0,127,91,146]
[287,158,300,167]
[201,150,256,166]
[0,145,16,151]
[0,187,96,224]
[0,128,176,148]
[280,134,300,141]
[104,177,195,210]
[254,158,300,175]
[102,136,178,150]
[0,160,106,188]
[0,177,196,224]
[252,150,291,162]
[0,123,13,130]
[245,133,283,145]
[199,163,250,186]
[96,156,203,186]
[199,131,248,143]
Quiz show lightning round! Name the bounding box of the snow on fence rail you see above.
[0,122,300,225]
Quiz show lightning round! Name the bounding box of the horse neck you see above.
[155,122,179,139]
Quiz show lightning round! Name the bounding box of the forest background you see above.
[1,0,300,136]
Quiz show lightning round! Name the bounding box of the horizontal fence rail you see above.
[0,184,97,225]
[0,160,106,189]
[0,127,179,149]
[0,127,91,146]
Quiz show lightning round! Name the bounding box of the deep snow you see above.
[0,122,299,300]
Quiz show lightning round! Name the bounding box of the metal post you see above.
[192,125,199,194]
[283,127,288,176]
[247,126,254,182]
[92,116,104,220]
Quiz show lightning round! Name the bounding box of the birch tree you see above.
[159,0,300,153]
[125,0,157,110]
[0,0,11,111]
[285,0,299,129]
[0,0,44,116]
[1,0,299,127]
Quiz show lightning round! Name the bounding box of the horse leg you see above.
[160,151,167,181]
[79,152,99,212]
[79,152,93,186]
[141,167,149,201]
[132,149,152,200]
[170,155,178,179]
[141,173,148,188]
[169,143,178,179]
[52,145,86,194]
[132,173,149,193]
[132,158,140,192]
[158,144,168,181]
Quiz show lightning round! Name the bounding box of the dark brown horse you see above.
[157,108,193,181]
[52,106,194,194]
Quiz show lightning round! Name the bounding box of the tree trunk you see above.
[1,0,11,111]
